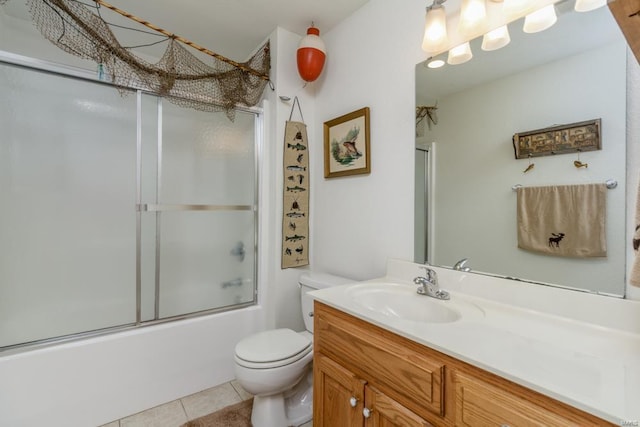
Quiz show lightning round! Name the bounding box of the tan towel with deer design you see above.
[516,184,607,258]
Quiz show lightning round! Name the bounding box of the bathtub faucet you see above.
[230,241,245,262]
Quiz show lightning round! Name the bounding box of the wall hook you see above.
[523,154,534,173]
[574,149,588,168]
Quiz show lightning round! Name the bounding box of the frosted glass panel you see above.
[158,211,255,318]
[160,103,256,205]
[0,63,137,347]
[154,103,257,318]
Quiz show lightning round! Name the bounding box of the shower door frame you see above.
[0,50,263,352]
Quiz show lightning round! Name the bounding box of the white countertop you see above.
[310,259,640,424]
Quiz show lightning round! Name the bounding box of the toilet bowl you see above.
[233,272,352,427]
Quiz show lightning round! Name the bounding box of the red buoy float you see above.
[297,26,326,82]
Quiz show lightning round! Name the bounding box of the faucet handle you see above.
[453,258,471,272]
[419,266,437,282]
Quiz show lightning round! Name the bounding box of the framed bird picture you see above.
[323,107,371,178]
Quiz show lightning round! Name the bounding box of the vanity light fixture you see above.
[422,0,449,53]
[448,42,473,65]
[481,25,511,51]
[502,0,533,19]
[458,0,489,36]
[574,0,607,12]
[523,4,558,33]
[422,0,597,66]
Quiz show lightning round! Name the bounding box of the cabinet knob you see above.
[308,311,314,317]
[349,397,358,407]
[363,407,372,418]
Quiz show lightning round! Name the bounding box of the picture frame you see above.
[324,107,370,178]
[512,118,601,159]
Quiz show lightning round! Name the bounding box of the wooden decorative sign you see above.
[512,119,601,159]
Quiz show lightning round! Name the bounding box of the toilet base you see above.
[251,394,288,427]
[250,369,313,427]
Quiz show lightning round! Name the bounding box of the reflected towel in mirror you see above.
[516,184,607,258]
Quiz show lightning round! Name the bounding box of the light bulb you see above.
[523,4,557,33]
[422,5,449,53]
[458,0,488,36]
[482,25,511,51]
[447,42,473,65]
[427,59,446,68]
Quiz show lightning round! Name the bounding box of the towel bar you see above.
[511,179,617,191]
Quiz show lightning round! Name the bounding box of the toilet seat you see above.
[235,328,312,369]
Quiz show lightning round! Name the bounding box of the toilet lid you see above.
[235,328,311,364]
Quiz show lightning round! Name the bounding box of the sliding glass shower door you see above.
[0,58,259,350]
[141,98,257,320]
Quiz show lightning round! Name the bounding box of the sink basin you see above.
[345,282,482,324]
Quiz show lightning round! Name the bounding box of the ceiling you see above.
[1,0,370,60]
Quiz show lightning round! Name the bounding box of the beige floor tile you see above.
[300,421,313,427]
[181,382,242,420]
[120,400,187,427]
[98,422,120,427]
[230,379,253,401]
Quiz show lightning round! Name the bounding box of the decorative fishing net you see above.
[20,0,271,118]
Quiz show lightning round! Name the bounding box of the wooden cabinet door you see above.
[314,353,365,427]
[365,385,434,427]
[453,371,601,427]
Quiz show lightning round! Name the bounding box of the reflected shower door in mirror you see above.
[415,5,627,296]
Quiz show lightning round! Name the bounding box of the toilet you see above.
[234,272,352,427]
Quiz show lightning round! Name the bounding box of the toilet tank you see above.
[299,272,353,333]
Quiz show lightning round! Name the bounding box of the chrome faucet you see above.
[453,258,471,272]
[413,266,450,300]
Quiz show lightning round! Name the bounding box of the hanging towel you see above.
[516,183,607,258]
[630,176,640,286]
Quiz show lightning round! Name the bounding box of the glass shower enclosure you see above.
[0,55,260,350]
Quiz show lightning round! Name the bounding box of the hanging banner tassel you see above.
[282,97,310,268]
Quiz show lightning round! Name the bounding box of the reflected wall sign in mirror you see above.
[415,4,628,297]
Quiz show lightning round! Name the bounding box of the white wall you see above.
[311,0,424,280]
[262,27,321,332]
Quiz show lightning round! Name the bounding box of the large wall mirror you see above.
[415,4,628,296]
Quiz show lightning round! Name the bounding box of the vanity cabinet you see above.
[313,302,614,427]
[315,353,432,426]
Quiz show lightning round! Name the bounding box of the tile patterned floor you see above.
[99,380,312,427]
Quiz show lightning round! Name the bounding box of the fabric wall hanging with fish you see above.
[282,97,310,268]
